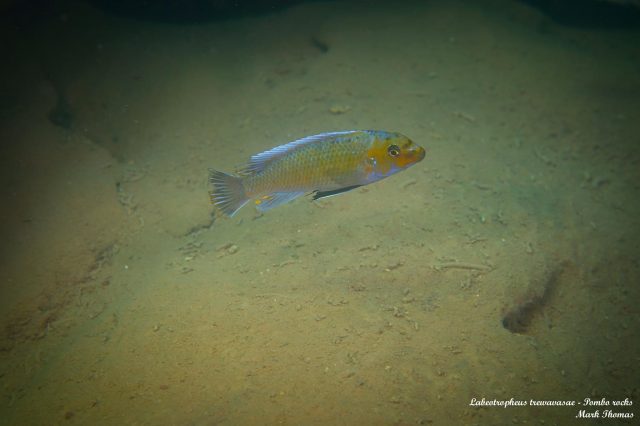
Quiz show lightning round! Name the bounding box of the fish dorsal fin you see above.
[239,131,362,175]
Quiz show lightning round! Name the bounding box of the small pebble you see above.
[328,105,351,114]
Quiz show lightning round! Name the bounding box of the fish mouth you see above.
[398,145,425,168]
[413,146,426,162]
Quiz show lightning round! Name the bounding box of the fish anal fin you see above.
[254,191,306,212]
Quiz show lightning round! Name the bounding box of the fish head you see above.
[364,132,425,181]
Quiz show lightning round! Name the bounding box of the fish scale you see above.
[247,136,364,192]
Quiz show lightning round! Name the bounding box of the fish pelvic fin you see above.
[312,185,362,200]
[209,169,249,217]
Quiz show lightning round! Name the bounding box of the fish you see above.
[209,130,426,217]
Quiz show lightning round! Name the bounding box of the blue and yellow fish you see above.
[209,130,425,216]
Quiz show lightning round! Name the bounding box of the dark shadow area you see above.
[0,0,310,25]
[3,0,640,27]
[88,0,307,23]
[520,0,640,28]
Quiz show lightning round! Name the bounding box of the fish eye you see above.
[387,144,400,157]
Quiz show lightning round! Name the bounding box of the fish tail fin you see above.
[209,169,249,217]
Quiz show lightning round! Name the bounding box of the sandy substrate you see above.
[1,0,639,424]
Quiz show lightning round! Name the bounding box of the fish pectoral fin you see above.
[312,185,362,200]
[254,191,306,212]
